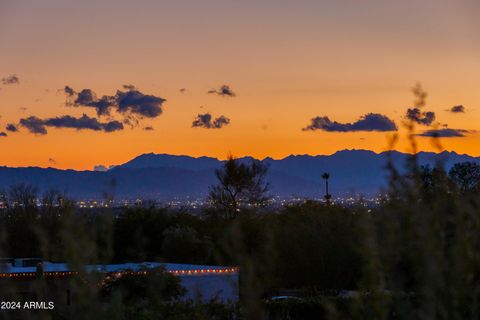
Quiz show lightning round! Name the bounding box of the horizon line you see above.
[0,148,476,172]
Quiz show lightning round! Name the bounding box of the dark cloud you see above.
[208,85,236,97]
[1,75,19,85]
[123,84,136,90]
[192,113,231,129]
[116,90,165,118]
[417,128,471,138]
[64,86,75,97]
[20,114,123,135]
[20,116,48,135]
[102,121,124,132]
[6,124,18,132]
[46,114,124,132]
[48,158,56,164]
[406,108,435,126]
[65,86,166,119]
[449,105,465,113]
[75,89,116,116]
[0,132,7,137]
[143,126,154,131]
[303,113,398,132]
[213,116,230,128]
[179,88,186,93]
[122,116,139,129]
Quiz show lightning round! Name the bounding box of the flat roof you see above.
[0,261,238,278]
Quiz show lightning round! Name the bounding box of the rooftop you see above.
[0,258,238,278]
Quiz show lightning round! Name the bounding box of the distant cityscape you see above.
[83,195,384,208]
[0,195,384,212]
[1,150,479,204]
[0,195,385,211]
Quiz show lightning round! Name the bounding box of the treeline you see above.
[0,188,363,291]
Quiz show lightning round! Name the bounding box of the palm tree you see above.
[322,172,331,204]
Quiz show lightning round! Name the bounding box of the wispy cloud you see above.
[416,128,471,138]
[448,105,465,113]
[208,85,236,97]
[1,74,19,85]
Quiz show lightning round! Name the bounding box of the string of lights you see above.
[0,267,239,279]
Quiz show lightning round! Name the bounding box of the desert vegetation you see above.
[0,149,480,319]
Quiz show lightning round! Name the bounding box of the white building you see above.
[0,258,239,303]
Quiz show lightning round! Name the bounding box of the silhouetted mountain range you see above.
[0,150,479,200]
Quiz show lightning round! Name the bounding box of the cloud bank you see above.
[64,86,166,120]
[20,114,124,135]
[303,113,398,132]
[416,128,471,138]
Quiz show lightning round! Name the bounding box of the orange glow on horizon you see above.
[1,1,479,170]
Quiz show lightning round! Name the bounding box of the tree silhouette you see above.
[209,156,269,219]
[9,183,38,209]
[449,162,480,194]
[322,172,332,203]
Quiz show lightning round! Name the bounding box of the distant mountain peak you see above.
[0,150,479,200]
[120,153,220,171]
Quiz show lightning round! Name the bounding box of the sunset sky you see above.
[1,0,479,170]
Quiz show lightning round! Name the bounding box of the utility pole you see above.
[322,172,332,204]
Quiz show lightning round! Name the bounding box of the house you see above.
[0,258,239,304]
